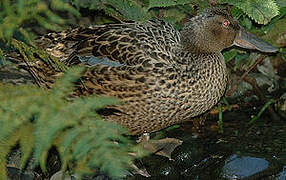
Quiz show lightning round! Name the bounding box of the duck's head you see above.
[181,9,278,54]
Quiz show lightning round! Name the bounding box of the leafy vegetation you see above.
[0,0,79,43]
[220,0,279,24]
[0,67,139,178]
[0,0,285,179]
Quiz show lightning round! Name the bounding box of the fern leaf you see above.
[0,68,134,178]
[0,0,79,42]
[220,0,280,24]
[51,0,81,17]
[72,133,95,160]
[18,123,35,169]
[51,67,83,98]
[57,129,82,170]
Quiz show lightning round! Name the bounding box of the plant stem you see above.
[218,102,223,133]
[249,99,275,125]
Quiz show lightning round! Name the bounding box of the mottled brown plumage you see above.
[24,9,277,135]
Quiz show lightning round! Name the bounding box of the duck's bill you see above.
[234,27,278,53]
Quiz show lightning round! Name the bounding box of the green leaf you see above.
[220,0,280,24]
[234,53,250,71]
[263,17,286,47]
[148,0,190,10]
[223,49,238,63]
[231,6,244,19]
[70,0,150,21]
[104,0,150,21]
[159,8,187,27]
[244,16,252,30]
[276,0,286,8]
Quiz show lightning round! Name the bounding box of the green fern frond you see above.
[51,67,83,97]
[18,123,35,169]
[220,0,280,24]
[0,0,80,43]
[0,68,137,178]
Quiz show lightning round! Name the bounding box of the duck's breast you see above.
[176,53,228,120]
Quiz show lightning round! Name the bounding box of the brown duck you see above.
[23,9,277,136]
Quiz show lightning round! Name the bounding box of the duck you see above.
[21,8,277,136]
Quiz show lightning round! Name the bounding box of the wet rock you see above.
[179,155,227,179]
[222,155,272,179]
[50,171,77,180]
[139,155,179,178]
[171,138,205,170]
[276,166,286,180]
[222,154,282,180]
[131,136,210,179]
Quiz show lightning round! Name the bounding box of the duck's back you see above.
[36,20,181,67]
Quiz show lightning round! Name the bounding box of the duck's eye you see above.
[222,19,230,27]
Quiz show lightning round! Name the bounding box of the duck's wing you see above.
[10,20,181,91]
[35,20,181,67]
